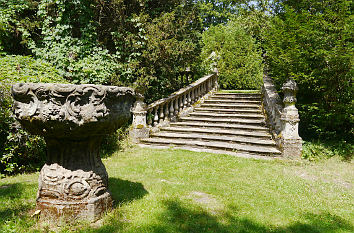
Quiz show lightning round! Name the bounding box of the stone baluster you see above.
[180,94,184,111]
[174,97,179,119]
[164,102,169,123]
[280,79,302,158]
[147,109,153,127]
[187,90,192,106]
[183,93,188,109]
[159,104,164,125]
[153,106,159,127]
[191,88,195,104]
[169,99,175,121]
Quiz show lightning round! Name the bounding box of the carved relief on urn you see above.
[12,83,135,221]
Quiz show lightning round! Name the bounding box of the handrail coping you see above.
[262,75,283,115]
[147,73,217,110]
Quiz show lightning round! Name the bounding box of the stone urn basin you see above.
[12,83,135,221]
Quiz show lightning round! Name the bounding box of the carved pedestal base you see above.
[37,138,113,221]
[37,192,112,221]
[281,138,302,158]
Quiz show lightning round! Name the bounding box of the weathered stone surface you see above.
[280,79,302,158]
[138,91,282,158]
[12,83,135,221]
[261,76,302,158]
[129,94,149,142]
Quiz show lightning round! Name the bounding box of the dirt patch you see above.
[188,191,224,215]
[294,170,352,189]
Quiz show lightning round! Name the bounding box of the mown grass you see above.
[1,146,353,232]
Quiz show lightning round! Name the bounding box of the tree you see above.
[263,0,353,139]
[201,19,263,89]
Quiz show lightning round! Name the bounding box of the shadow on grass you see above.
[0,183,36,227]
[85,199,353,233]
[108,177,148,207]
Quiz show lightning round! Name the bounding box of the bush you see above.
[201,19,263,90]
[0,55,65,175]
[263,0,353,139]
[302,140,353,162]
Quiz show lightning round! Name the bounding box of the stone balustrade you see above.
[12,83,135,221]
[261,75,302,158]
[130,72,218,141]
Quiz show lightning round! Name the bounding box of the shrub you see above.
[201,19,263,90]
[0,55,65,175]
[263,0,353,139]
[302,140,353,162]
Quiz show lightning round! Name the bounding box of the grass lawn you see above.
[1,146,353,232]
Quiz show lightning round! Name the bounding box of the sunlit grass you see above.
[1,146,353,232]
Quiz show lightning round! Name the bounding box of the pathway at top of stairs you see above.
[139,90,281,159]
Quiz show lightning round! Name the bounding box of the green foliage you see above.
[102,1,203,102]
[302,140,353,162]
[263,0,354,139]
[0,55,65,175]
[0,55,64,83]
[32,0,119,84]
[141,8,203,101]
[201,19,263,89]
[0,0,40,55]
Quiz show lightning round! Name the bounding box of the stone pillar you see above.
[12,83,135,221]
[130,94,149,142]
[280,79,302,158]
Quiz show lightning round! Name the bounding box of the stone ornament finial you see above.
[282,78,298,106]
[12,83,135,221]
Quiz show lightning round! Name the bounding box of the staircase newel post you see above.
[280,79,302,158]
[130,93,149,142]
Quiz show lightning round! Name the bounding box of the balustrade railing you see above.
[130,72,218,142]
[261,75,302,158]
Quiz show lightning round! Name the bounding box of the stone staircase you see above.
[139,91,282,157]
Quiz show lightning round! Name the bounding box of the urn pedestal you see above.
[12,83,135,221]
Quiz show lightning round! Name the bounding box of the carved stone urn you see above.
[12,83,135,221]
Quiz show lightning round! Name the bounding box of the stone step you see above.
[189,112,264,119]
[179,116,265,125]
[194,107,262,114]
[200,103,261,109]
[153,132,275,145]
[204,99,261,104]
[170,121,269,131]
[214,93,261,98]
[140,138,281,155]
[209,96,261,101]
[137,144,277,159]
[162,126,271,137]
